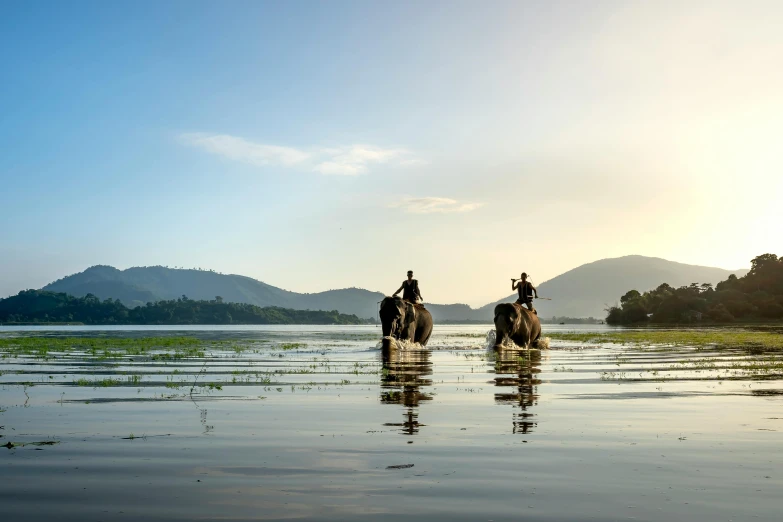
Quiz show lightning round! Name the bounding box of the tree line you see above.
[0,290,372,325]
[606,254,783,324]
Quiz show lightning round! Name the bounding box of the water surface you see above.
[1,325,781,521]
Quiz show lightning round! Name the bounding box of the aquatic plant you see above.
[548,330,783,351]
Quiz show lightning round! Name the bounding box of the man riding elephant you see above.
[393,270,423,304]
[379,295,433,349]
[511,272,538,313]
[493,301,541,349]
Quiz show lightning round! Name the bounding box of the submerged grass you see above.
[548,330,783,351]
[0,336,276,360]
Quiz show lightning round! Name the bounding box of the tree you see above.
[620,290,641,304]
[707,304,734,323]
[607,252,782,324]
[750,254,779,275]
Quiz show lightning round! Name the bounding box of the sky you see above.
[1,0,781,307]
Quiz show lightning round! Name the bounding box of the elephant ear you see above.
[405,302,417,323]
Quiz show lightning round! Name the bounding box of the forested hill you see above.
[43,265,384,319]
[0,290,371,325]
[605,253,783,324]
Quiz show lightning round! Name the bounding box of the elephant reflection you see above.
[492,348,542,434]
[379,347,433,435]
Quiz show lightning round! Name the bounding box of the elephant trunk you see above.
[382,317,400,338]
[494,314,509,348]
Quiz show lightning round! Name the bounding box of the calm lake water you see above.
[1,324,781,521]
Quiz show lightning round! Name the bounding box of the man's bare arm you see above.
[392,283,404,296]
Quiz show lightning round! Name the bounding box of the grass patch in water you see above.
[0,337,283,361]
[277,342,306,351]
[548,330,783,351]
[0,337,217,359]
[75,377,122,387]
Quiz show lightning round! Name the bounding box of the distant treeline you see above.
[436,316,602,325]
[0,290,372,325]
[542,316,603,325]
[606,254,783,325]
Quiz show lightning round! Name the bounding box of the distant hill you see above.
[43,265,385,320]
[474,255,749,319]
[41,256,748,322]
[44,265,299,308]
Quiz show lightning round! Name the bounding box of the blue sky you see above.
[2,1,781,305]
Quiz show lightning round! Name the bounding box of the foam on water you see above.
[484,329,551,350]
[376,336,423,350]
[485,329,497,349]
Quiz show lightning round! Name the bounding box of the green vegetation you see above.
[606,253,783,324]
[0,336,214,359]
[549,330,783,351]
[75,377,122,387]
[0,290,372,325]
[278,342,306,350]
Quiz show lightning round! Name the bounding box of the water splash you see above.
[485,330,520,350]
[376,337,423,350]
[485,329,551,350]
[485,330,497,350]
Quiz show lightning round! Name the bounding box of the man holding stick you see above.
[511,272,538,313]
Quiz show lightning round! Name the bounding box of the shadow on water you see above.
[379,346,433,435]
[492,348,542,435]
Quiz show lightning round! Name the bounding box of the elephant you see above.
[379,296,433,349]
[493,302,541,349]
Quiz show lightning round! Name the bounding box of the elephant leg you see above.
[418,327,432,346]
[530,329,541,347]
[405,327,416,342]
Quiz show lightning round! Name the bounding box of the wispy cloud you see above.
[390,197,483,214]
[313,145,410,175]
[180,133,422,175]
[179,133,310,167]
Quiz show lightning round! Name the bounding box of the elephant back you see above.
[515,305,542,344]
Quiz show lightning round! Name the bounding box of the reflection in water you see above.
[492,348,542,434]
[379,347,433,435]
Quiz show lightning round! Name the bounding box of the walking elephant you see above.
[379,296,433,349]
[493,302,541,349]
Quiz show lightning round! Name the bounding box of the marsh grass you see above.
[277,342,306,351]
[548,330,783,352]
[0,337,279,361]
[75,377,122,387]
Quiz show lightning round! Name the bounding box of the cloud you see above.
[180,133,422,175]
[179,133,310,167]
[390,197,483,214]
[312,145,412,175]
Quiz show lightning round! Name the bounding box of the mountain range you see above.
[41,256,747,322]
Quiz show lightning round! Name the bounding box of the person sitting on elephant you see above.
[393,270,423,303]
[512,272,538,313]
